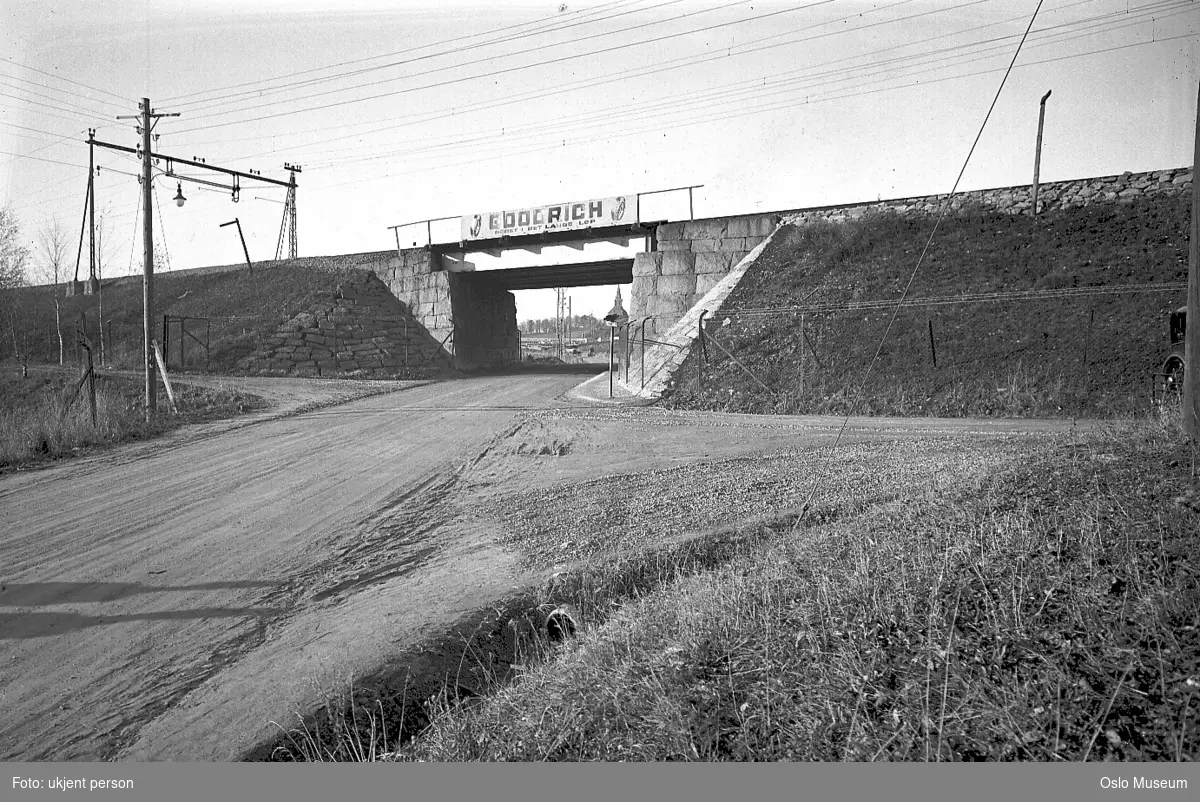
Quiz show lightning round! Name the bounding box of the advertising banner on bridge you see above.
[460,195,636,242]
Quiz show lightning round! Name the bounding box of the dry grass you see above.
[0,364,267,470]
[386,410,1197,762]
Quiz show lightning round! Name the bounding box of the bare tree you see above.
[0,208,31,369]
[36,218,72,366]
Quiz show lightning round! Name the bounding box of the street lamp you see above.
[173,181,186,207]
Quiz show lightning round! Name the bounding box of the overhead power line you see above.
[0,149,88,169]
[305,29,1195,192]
[166,0,688,111]
[172,0,838,134]
[161,0,651,105]
[0,71,125,117]
[177,0,942,155]
[296,0,1188,172]
[0,56,134,105]
[0,89,115,124]
[202,0,1131,166]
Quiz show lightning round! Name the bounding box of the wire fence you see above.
[657,286,1185,418]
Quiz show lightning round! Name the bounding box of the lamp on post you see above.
[173,181,186,207]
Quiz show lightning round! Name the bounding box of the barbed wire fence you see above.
[674,281,1186,417]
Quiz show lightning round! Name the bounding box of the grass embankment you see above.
[662,193,1189,417]
[7,261,368,372]
[0,364,267,471]
[390,414,1196,761]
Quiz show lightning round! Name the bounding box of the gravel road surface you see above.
[0,368,1092,761]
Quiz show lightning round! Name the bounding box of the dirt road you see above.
[0,368,1092,761]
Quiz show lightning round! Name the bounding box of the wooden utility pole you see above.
[1184,81,1200,441]
[1032,89,1052,216]
[140,99,156,416]
[88,134,96,291]
[116,99,178,417]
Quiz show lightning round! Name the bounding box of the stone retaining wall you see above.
[782,167,1193,224]
[236,270,450,376]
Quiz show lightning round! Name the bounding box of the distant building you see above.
[604,287,628,326]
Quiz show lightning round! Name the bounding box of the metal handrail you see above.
[638,316,653,389]
[389,215,460,251]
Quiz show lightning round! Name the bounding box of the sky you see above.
[1,0,1197,322]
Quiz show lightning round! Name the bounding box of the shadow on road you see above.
[0,581,286,606]
[0,607,281,639]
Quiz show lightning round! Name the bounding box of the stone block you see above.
[658,273,696,296]
[717,237,748,252]
[690,239,721,253]
[695,252,732,275]
[660,251,695,276]
[695,273,723,297]
[631,275,657,305]
[656,222,685,242]
[338,360,359,370]
[633,252,662,277]
[683,219,726,240]
[723,217,751,238]
[746,215,777,237]
[657,239,691,252]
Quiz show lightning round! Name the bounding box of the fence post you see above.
[1081,307,1095,397]
[623,322,631,384]
[698,310,709,394]
[639,316,652,390]
[85,341,96,426]
[799,313,805,397]
[609,325,615,398]
[928,317,938,368]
